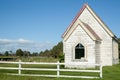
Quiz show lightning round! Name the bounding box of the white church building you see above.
[62,4,119,68]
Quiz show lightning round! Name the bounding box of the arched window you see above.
[75,43,84,59]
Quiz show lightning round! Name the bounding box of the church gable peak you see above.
[62,4,88,38]
[62,4,115,40]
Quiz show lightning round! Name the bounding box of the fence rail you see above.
[0,60,102,79]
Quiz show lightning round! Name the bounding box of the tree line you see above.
[0,39,120,59]
[0,41,63,58]
[39,41,63,58]
[0,49,39,57]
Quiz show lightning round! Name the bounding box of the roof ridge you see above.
[86,5,114,37]
[62,3,116,40]
[62,4,88,38]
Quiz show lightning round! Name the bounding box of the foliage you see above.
[39,41,63,58]
[16,49,32,57]
[16,49,24,56]
[4,51,9,56]
[59,54,64,62]
[0,41,64,61]
[31,52,39,56]
[23,51,30,57]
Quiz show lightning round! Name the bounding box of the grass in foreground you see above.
[0,74,94,80]
[0,57,120,80]
[0,64,120,80]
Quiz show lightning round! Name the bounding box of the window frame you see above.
[72,42,87,62]
[75,43,85,59]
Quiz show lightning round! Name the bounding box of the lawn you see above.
[19,57,58,62]
[0,74,93,80]
[0,63,99,77]
[0,64,120,80]
[0,57,120,80]
[0,56,58,62]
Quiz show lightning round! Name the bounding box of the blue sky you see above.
[0,0,120,53]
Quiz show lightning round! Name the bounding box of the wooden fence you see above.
[0,60,102,79]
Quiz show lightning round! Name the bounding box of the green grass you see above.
[0,64,120,80]
[102,64,120,80]
[0,63,98,76]
[19,57,58,62]
[0,56,58,62]
[0,57,120,80]
[0,74,94,80]
[0,56,17,58]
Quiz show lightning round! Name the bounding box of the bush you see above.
[59,54,64,62]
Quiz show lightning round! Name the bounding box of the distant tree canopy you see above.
[15,49,31,57]
[1,40,120,60]
[16,49,24,56]
[4,51,9,56]
[39,41,63,58]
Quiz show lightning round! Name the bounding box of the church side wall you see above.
[95,41,101,64]
[112,39,119,64]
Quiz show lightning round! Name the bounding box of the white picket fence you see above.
[0,60,102,79]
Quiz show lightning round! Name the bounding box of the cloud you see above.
[16,38,34,44]
[0,38,33,44]
[0,39,13,45]
[0,38,54,53]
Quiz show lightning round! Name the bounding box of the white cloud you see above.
[16,38,34,44]
[0,38,54,53]
[0,39,13,45]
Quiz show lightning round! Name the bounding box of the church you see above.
[62,4,119,68]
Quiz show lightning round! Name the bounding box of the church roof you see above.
[62,4,87,38]
[81,22,101,41]
[62,4,116,40]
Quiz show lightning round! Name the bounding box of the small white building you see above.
[62,4,119,68]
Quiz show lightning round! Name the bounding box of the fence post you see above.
[57,61,60,77]
[18,60,21,75]
[100,64,102,78]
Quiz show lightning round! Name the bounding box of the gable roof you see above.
[62,4,115,40]
[81,21,101,41]
[63,19,101,41]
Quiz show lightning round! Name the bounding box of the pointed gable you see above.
[62,4,115,41]
[62,19,101,41]
[81,21,101,41]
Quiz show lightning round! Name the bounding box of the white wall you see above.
[63,6,119,68]
[64,24,96,68]
[112,39,119,64]
[79,8,113,66]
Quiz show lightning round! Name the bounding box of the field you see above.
[0,57,120,80]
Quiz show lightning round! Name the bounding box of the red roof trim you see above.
[62,4,88,38]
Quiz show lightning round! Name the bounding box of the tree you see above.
[23,51,30,57]
[51,41,63,58]
[4,51,9,56]
[16,49,24,56]
[39,51,44,56]
[32,52,39,56]
[39,41,63,58]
